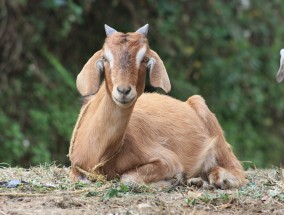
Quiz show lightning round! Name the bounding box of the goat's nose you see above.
[117,86,131,95]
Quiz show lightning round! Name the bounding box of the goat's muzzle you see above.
[112,85,137,108]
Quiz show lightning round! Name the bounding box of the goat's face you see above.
[102,32,149,107]
[76,24,171,108]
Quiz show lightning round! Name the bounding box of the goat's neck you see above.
[86,83,134,163]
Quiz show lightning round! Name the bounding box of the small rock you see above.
[187,191,203,199]
[137,203,151,213]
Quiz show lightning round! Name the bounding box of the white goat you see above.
[68,24,247,189]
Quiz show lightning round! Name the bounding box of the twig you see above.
[0,189,92,197]
[274,199,284,206]
[0,193,46,197]
[277,164,284,181]
[216,202,232,210]
[242,161,257,170]
[267,175,284,190]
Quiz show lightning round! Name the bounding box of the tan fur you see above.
[69,27,247,188]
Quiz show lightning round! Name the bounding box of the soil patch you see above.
[0,165,283,214]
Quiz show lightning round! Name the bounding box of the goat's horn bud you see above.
[136,24,149,36]
[104,24,117,36]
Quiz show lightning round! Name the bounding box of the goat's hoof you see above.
[70,170,90,183]
[77,174,91,183]
[208,167,241,189]
[187,177,204,188]
[171,172,185,187]
[70,171,91,183]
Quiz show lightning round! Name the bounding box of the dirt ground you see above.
[0,165,283,215]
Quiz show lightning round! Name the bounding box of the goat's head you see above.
[76,24,171,108]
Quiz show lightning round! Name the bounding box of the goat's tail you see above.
[187,95,246,183]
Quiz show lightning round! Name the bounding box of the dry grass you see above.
[0,164,283,215]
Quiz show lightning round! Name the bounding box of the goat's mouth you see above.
[112,96,136,107]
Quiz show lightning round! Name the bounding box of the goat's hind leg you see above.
[120,153,184,187]
[187,95,247,189]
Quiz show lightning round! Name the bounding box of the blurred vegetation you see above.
[0,0,283,168]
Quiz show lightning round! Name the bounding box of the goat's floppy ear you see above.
[147,50,171,93]
[76,50,103,96]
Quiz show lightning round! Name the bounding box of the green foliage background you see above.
[0,0,283,167]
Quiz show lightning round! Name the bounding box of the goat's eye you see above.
[102,56,108,62]
[142,57,149,63]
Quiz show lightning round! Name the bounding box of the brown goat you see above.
[69,24,247,189]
